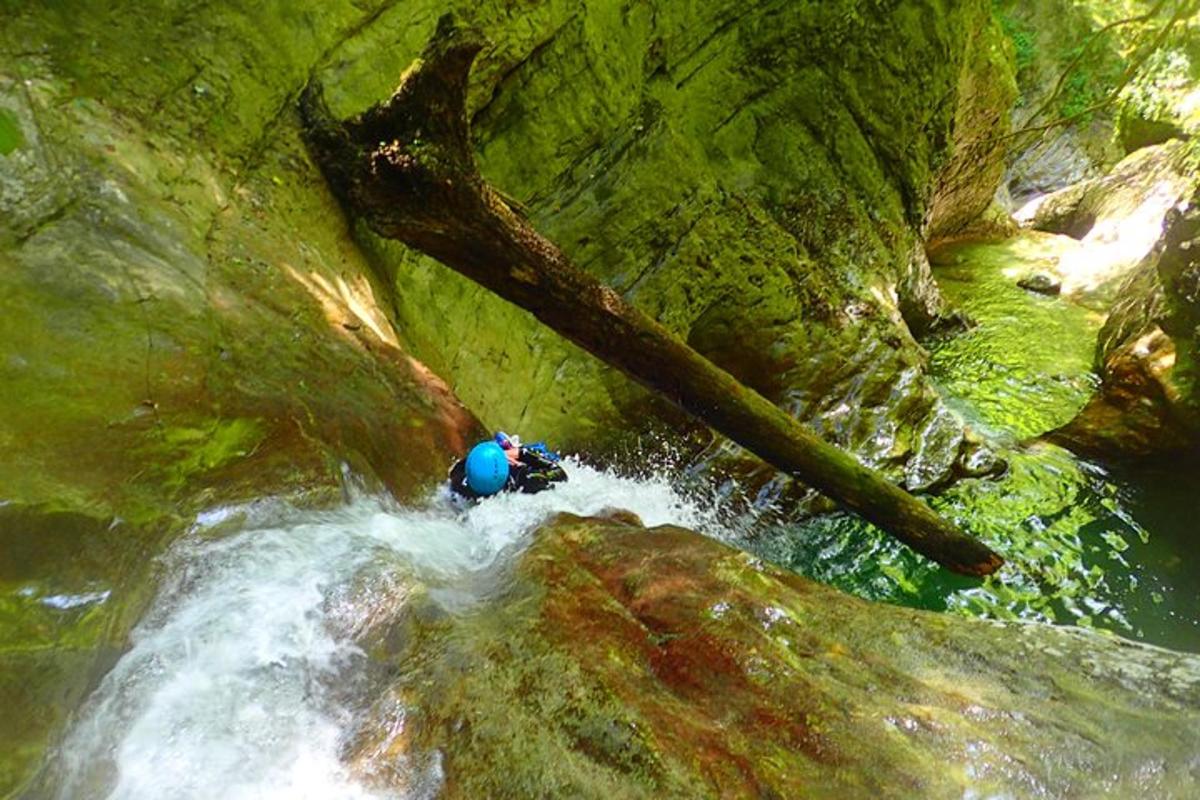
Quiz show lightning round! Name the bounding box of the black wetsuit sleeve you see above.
[448,459,480,500]
[512,448,567,494]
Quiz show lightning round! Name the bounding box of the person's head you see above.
[465,441,509,496]
[493,431,521,450]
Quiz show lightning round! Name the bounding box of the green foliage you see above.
[1058,42,1124,119]
[1120,46,1197,139]
[995,6,1036,72]
[995,0,1131,127]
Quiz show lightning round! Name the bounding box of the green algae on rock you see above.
[0,30,483,795]
[349,514,1200,799]
[928,234,1104,439]
[748,233,1199,650]
[0,108,24,156]
[926,9,1019,241]
[299,15,1004,576]
[335,0,1018,496]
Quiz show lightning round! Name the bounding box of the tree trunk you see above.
[297,14,1003,577]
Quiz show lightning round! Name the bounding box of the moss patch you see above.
[927,234,1103,438]
[341,0,1013,494]
[0,108,24,155]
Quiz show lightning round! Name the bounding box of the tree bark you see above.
[298,14,1003,576]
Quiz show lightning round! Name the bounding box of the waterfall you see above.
[48,460,722,800]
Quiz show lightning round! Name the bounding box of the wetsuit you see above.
[448,447,567,500]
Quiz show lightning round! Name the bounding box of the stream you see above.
[44,464,723,800]
[745,234,1200,653]
[34,238,1199,797]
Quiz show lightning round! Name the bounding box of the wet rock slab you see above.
[353,515,1200,799]
[1052,178,1200,458]
[0,43,482,792]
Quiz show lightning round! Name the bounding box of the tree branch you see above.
[298,13,1004,576]
[1022,0,1171,129]
[999,0,1197,147]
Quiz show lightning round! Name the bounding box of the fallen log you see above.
[297,15,1003,576]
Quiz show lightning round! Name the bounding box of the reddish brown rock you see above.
[350,515,1200,799]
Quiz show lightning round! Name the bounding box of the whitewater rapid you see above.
[47,460,723,800]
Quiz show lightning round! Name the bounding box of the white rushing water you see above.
[49,460,722,800]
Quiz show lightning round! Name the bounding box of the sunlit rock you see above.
[1019,141,1198,308]
[1052,177,1200,458]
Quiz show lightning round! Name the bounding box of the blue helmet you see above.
[465,441,509,496]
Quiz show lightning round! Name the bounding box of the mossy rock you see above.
[1113,4,1200,152]
[0,0,1018,789]
[4,0,1019,491]
[350,514,1200,798]
[0,19,484,791]
[995,0,1126,196]
[343,0,1016,495]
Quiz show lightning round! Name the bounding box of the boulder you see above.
[350,514,1200,799]
[1017,141,1198,308]
[1051,176,1200,458]
[1017,272,1062,294]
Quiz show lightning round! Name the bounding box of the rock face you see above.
[925,14,1019,241]
[0,0,1015,789]
[1052,176,1200,457]
[351,514,1200,799]
[1017,141,1198,308]
[0,5,1018,503]
[0,13,484,791]
[994,0,1125,199]
[997,0,1198,199]
[349,0,1016,494]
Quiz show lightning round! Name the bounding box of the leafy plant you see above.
[996,10,1036,73]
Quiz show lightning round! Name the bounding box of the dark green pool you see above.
[749,235,1200,653]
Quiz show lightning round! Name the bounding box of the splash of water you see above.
[48,459,721,800]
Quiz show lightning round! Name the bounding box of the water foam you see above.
[49,458,718,799]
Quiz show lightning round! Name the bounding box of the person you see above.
[448,431,567,500]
